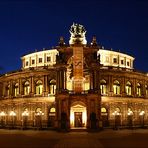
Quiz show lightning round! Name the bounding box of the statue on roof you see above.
[69,23,87,45]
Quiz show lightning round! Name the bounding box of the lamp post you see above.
[112,111,120,130]
[22,109,29,129]
[139,111,145,128]
[9,111,16,129]
[35,110,44,129]
[0,111,6,128]
[127,110,133,129]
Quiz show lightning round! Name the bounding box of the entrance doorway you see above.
[74,112,82,127]
[70,103,86,128]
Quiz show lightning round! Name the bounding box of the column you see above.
[89,71,93,90]
[19,78,23,95]
[122,76,126,96]
[10,80,13,97]
[57,67,66,93]
[2,83,5,97]
[30,76,34,95]
[109,75,113,96]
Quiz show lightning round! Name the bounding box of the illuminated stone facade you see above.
[0,24,147,130]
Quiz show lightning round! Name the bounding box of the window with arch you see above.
[35,80,43,95]
[23,81,30,95]
[126,81,132,96]
[127,108,133,116]
[49,107,56,116]
[35,107,44,116]
[14,83,19,97]
[137,83,141,96]
[112,107,121,116]
[6,84,10,96]
[145,85,148,97]
[113,80,120,95]
[49,79,56,95]
[100,79,107,95]
[101,107,107,115]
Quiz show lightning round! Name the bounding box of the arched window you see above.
[6,84,10,96]
[113,80,120,95]
[23,81,30,95]
[49,79,56,95]
[137,83,141,96]
[100,79,107,95]
[49,107,56,116]
[126,81,132,96]
[145,85,148,97]
[101,107,107,115]
[112,107,121,116]
[35,80,43,95]
[14,83,19,97]
[127,108,133,116]
[35,107,44,116]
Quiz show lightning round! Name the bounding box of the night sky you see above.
[0,0,148,73]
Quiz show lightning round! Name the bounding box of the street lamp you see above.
[112,111,120,130]
[22,109,29,129]
[127,110,133,128]
[9,111,16,128]
[35,110,44,129]
[0,111,6,128]
[139,111,145,128]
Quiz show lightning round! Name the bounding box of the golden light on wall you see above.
[73,47,84,93]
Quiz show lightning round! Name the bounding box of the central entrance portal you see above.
[74,112,82,127]
[70,103,87,128]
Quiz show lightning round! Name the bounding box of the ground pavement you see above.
[0,129,148,148]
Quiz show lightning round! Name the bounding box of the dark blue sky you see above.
[0,0,148,73]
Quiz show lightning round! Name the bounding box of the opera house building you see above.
[0,23,147,130]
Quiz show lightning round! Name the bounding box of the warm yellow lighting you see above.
[139,111,145,116]
[0,111,6,116]
[50,107,56,113]
[101,107,107,113]
[9,111,16,116]
[112,110,120,116]
[35,110,44,116]
[70,104,87,128]
[127,110,133,116]
[22,109,29,116]
[70,112,74,126]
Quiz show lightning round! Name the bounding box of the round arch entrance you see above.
[70,102,87,128]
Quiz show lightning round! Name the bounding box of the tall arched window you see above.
[137,83,141,96]
[100,79,107,95]
[14,83,19,97]
[6,84,10,96]
[36,80,43,95]
[113,80,120,95]
[24,81,30,95]
[126,81,132,96]
[49,79,56,95]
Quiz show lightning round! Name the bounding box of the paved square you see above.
[0,129,148,148]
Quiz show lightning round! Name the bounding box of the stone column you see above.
[109,75,113,96]
[19,78,23,95]
[10,80,13,97]
[30,76,34,96]
[45,75,49,96]
[56,66,67,93]
[2,83,5,97]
